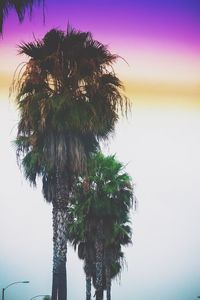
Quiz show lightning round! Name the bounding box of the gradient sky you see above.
[0,1,200,300]
[1,0,200,96]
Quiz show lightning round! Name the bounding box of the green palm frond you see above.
[70,152,133,253]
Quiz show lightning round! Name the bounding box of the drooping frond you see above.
[0,1,9,35]
[0,0,44,35]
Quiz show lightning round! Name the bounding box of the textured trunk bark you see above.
[95,221,104,300]
[105,249,111,300]
[95,288,103,300]
[105,265,111,300]
[52,206,68,300]
[85,244,93,300]
[51,169,69,300]
[86,274,91,300]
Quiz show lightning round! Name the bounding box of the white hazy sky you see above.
[1,94,200,300]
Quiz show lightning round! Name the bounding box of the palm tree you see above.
[69,152,133,300]
[14,26,128,300]
[0,0,44,35]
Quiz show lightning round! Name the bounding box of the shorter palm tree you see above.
[69,152,134,300]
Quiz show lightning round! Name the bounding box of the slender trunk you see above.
[95,221,104,300]
[86,273,92,300]
[52,170,69,300]
[105,249,111,300]
[52,206,68,300]
[105,265,111,300]
[85,252,92,300]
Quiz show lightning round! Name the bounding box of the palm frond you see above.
[0,0,44,35]
[18,40,44,58]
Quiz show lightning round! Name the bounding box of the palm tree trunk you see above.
[95,221,104,300]
[105,265,111,300]
[52,206,68,300]
[52,170,69,300]
[85,244,93,300]
[86,273,91,300]
[105,249,111,300]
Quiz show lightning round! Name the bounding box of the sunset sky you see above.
[1,0,200,98]
[0,1,200,300]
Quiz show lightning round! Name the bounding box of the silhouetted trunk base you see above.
[86,275,91,300]
[106,266,111,300]
[95,289,103,300]
[52,262,67,300]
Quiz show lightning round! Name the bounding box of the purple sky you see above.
[1,0,199,96]
[2,0,200,53]
[1,2,200,300]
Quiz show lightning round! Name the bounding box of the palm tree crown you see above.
[15,26,128,193]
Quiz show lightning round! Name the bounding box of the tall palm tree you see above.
[14,26,128,300]
[0,0,44,35]
[69,152,133,300]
